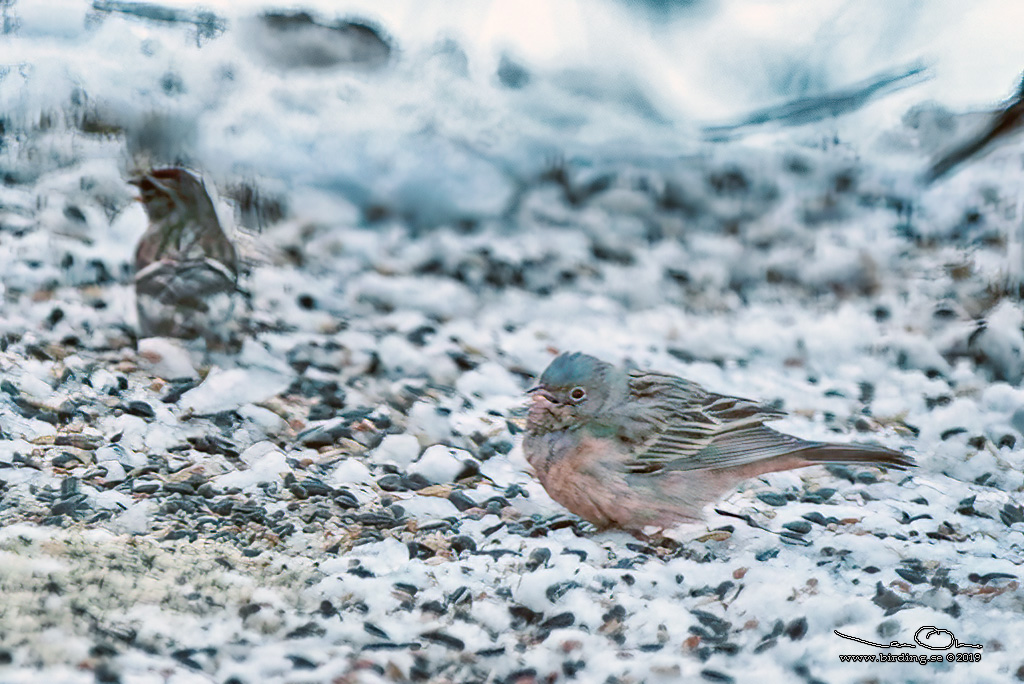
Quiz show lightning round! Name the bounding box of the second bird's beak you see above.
[128,176,148,202]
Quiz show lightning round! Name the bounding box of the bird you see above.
[131,168,241,350]
[523,352,915,532]
[923,73,1024,184]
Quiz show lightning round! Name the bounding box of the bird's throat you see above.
[526,395,576,434]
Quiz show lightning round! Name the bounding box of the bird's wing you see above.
[135,257,238,302]
[622,371,808,473]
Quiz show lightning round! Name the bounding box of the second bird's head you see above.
[130,168,215,224]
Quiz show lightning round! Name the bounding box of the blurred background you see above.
[4,0,1024,228]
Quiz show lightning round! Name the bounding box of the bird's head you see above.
[526,352,626,433]
[130,168,212,224]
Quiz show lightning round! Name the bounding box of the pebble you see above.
[447,490,477,512]
[755,492,789,507]
[450,535,477,554]
[782,521,812,535]
[526,547,552,571]
[420,630,465,650]
[121,400,155,418]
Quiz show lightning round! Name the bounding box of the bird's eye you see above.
[569,387,587,402]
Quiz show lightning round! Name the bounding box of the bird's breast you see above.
[524,427,623,477]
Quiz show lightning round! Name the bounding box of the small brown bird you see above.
[131,168,241,349]
[523,353,915,532]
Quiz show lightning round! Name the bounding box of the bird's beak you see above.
[527,385,558,403]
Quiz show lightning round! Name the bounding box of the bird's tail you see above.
[797,442,916,470]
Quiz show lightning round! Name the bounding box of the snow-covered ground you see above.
[1,1,1024,683]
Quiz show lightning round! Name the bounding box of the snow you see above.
[409,444,476,484]
[372,433,421,468]
[178,366,294,413]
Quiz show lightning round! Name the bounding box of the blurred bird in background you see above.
[131,168,242,351]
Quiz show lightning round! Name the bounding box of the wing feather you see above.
[622,371,809,473]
